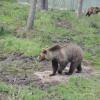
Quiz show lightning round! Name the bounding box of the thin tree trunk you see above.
[77,0,83,17]
[40,0,48,10]
[26,0,37,31]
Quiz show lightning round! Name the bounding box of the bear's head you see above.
[38,45,61,61]
[38,49,48,61]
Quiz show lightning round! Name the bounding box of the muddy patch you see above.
[34,65,100,85]
[0,52,38,84]
[34,71,69,83]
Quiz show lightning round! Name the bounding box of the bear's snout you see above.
[38,53,45,61]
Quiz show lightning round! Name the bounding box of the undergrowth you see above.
[0,1,100,100]
[0,1,100,68]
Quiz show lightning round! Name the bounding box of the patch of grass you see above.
[0,76,100,100]
[0,82,45,100]
[0,1,100,100]
[0,1,29,31]
[45,76,100,100]
[0,35,42,56]
[0,1,100,68]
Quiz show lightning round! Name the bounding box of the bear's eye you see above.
[43,50,47,54]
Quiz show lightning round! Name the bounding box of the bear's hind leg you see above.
[65,62,76,75]
[58,62,67,75]
[76,63,82,73]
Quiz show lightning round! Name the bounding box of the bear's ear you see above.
[42,49,47,54]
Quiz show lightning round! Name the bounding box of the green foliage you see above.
[46,76,100,100]
[0,82,45,100]
[0,76,100,100]
[0,0,17,3]
[0,1,29,31]
[0,1,100,67]
[0,1,100,100]
[0,35,42,55]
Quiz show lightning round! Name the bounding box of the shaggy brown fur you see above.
[38,43,83,76]
[86,7,100,16]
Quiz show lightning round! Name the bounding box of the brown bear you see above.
[38,43,83,76]
[86,7,100,16]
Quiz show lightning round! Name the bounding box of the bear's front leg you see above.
[76,63,82,73]
[49,59,58,76]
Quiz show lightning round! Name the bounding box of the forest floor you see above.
[0,50,100,100]
[0,51,99,86]
[0,1,100,100]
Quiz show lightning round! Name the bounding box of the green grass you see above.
[46,76,100,100]
[0,82,45,100]
[0,1,100,100]
[0,76,100,100]
[0,35,41,55]
[0,1,100,68]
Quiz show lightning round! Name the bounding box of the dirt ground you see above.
[0,93,11,100]
[0,52,100,89]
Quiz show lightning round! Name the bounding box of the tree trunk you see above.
[77,0,83,17]
[40,0,48,10]
[26,0,37,31]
